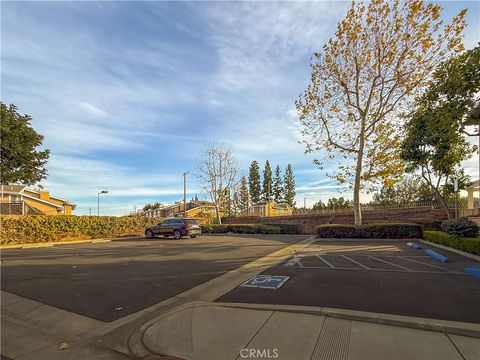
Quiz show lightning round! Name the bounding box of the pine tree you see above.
[248,161,261,204]
[239,176,249,212]
[262,160,272,202]
[283,164,296,207]
[272,165,283,202]
[232,191,240,215]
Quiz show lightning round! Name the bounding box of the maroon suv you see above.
[145,217,202,239]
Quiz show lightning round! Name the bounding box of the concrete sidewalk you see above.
[137,303,480,360]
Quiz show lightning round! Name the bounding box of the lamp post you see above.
[97,190,108,216]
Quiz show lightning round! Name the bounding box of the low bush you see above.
[200,224,229,233]
[441,218,478,238]
[264,223,300,234]
[201,224,281,234]
[315,223,423,239]
[423,230,480,255]
[0,215,163,245]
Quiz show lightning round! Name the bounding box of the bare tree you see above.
[196,141,239,224]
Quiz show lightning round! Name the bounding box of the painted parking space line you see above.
[284,255,305,268]
[316,255,334,268]
[271,264,468,275]
[367,255,413,272]
[399,256,458,273]
[341,255,371,270]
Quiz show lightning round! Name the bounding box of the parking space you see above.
[0,234,307,322]
[217,240,480,323]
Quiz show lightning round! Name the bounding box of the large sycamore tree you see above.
[296,0,466,225]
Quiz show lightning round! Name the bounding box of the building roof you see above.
[1,185,26,193]
[1,184,76,209]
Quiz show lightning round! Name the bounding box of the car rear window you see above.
[184,219,199,225]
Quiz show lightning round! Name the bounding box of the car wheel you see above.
[145,230,154,239]
[173,230,182,240]
[190,235,197,238]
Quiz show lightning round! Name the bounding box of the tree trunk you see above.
[215,204,222,224]
[431,184,453,220]
[353,125,365,226]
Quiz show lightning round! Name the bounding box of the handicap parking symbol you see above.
[240,275,290,289]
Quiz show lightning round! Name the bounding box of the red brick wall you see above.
[224,207,451,234]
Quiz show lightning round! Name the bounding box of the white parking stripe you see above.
[341,255,370,269]
[399,256,454,272]
[368,255,413,271]
[316,255,334,268]
[273,265,466,275]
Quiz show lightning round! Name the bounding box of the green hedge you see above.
[0,215,162,245]
[264,223,300,234]
[315,223,423,239]
[423,230,480,255]
[201,224,281,234]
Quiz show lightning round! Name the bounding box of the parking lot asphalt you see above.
[0,234,307,322]
[217,240,480,324]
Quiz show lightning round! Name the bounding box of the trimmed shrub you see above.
[0,215,163,245]
[201,224,281,234]
[315,223,423,239]
[265,223,300,234]
[423,230,480,255]
[441,218,478,238]
[200,224,229,233]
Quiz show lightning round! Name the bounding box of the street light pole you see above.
[97,190,108,216]
[183,172,189,217]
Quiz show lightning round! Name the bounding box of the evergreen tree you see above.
[248,161,261,204]
[312,199,327,212]
[272,165,283,202]
[1,103,50,185]
[239,176,249,212]
[232,191,240,215]
[283,164,296,207]
[262,160,273,202]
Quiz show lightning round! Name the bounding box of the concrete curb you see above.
[0,234,307,250]
[0,236,140,249]
[213,302,480,338]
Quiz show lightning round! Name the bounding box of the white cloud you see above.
[80,102,107,117]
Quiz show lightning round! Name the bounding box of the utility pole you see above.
[304,197,307,214]
[89,208,92,216]
[183,172,189,217]
[229,187,232,227]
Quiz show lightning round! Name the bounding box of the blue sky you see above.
[2,1,479,215]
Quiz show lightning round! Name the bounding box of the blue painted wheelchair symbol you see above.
[240,275,290,289]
